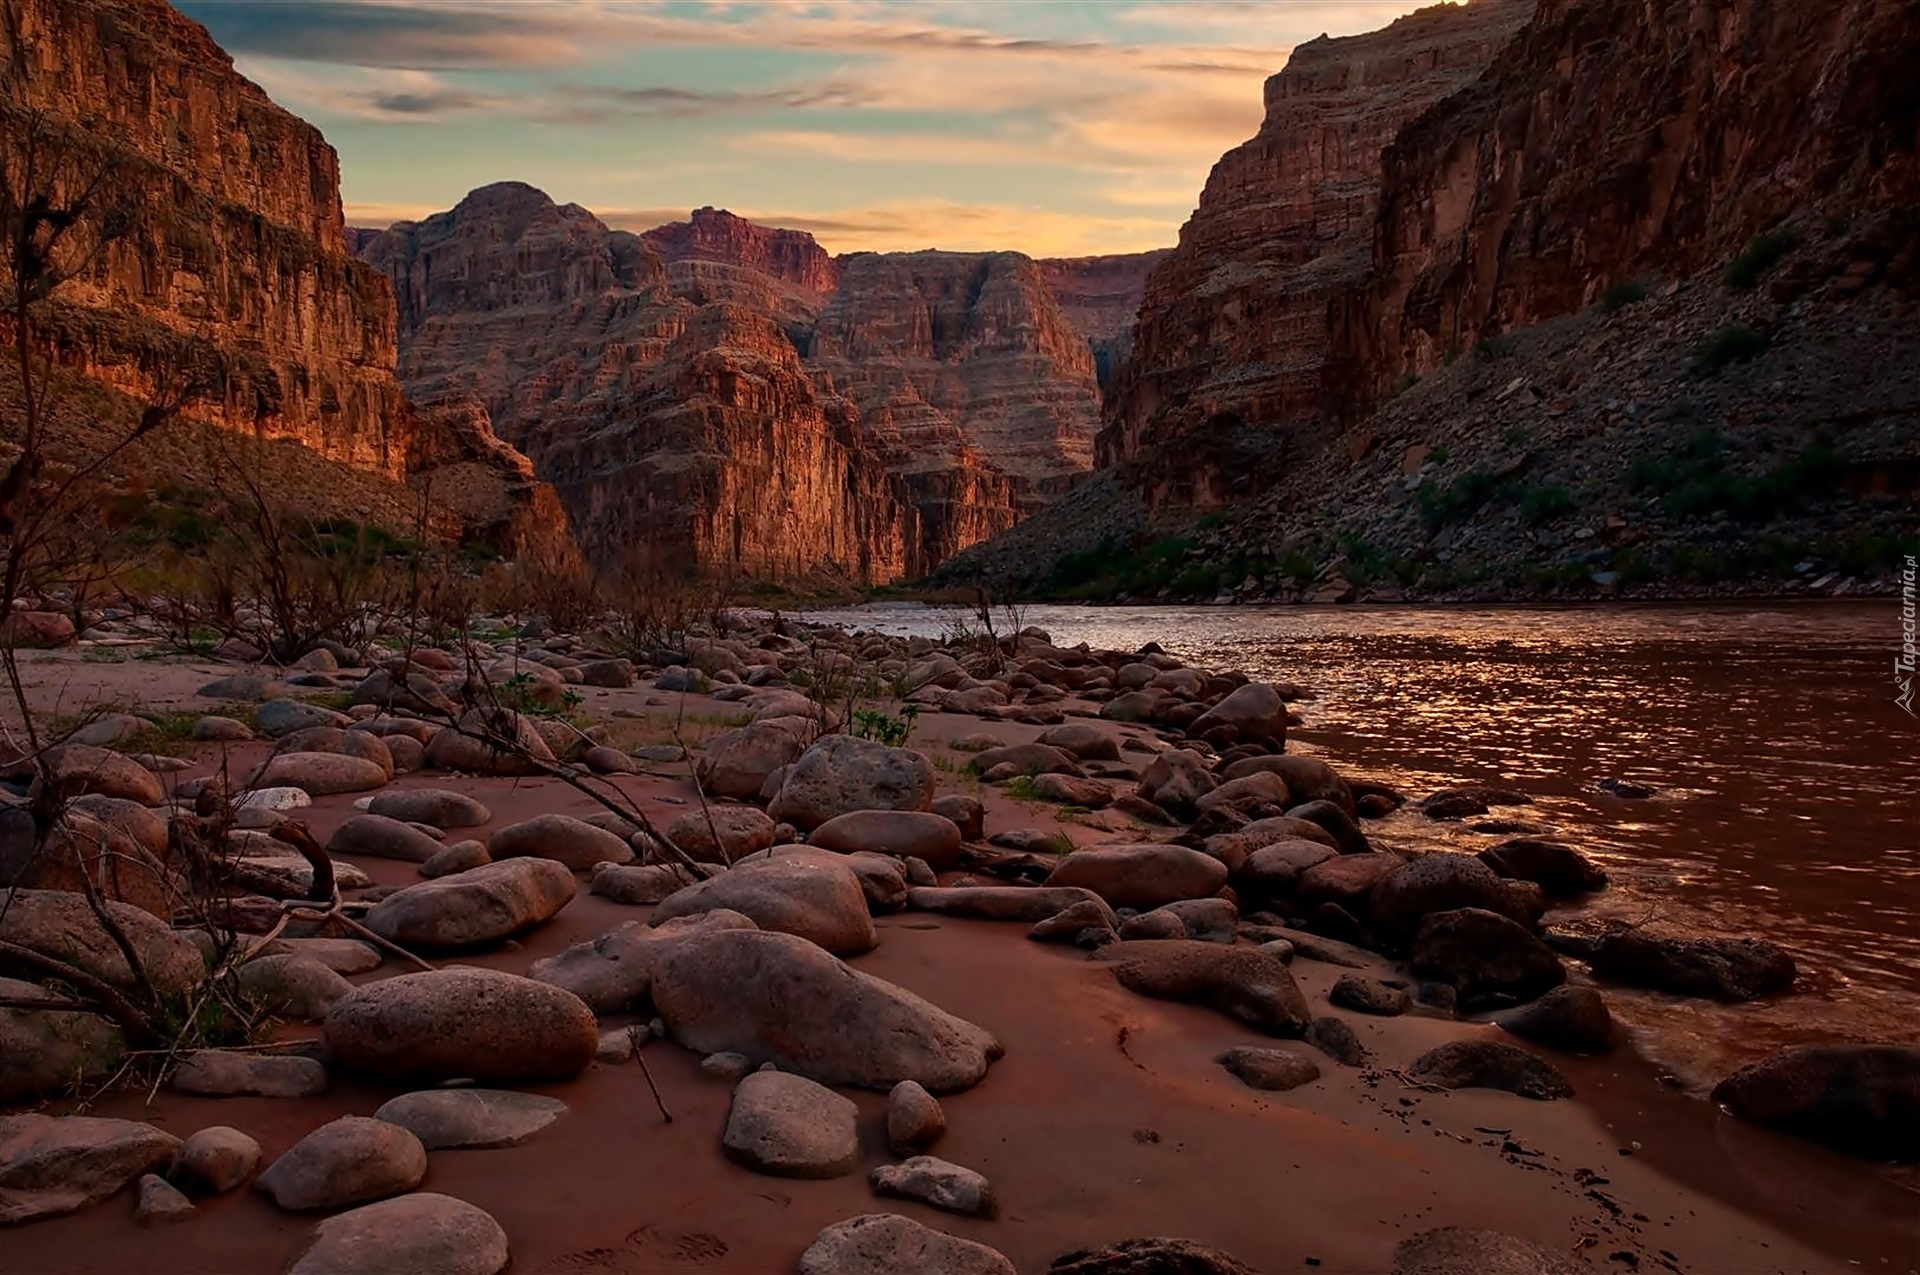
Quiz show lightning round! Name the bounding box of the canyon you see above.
[946,0,1920,600]
[360,197,1147,581]
[0,0,562,556]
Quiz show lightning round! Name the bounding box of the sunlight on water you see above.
[806,601,1920,1088]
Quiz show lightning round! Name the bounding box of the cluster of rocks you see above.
[2,612,1913,1271]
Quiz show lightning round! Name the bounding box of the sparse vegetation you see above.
[1691,325,1771,376]
[1723,225,1802,290]
[1600,277,1651,312]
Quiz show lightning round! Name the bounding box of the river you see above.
[800,601,1920,1094]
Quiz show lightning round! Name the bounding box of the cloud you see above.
[540,81,877,125]
[600,198,1175,256]
[238,62,508,122]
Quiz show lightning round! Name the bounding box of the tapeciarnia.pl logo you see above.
[1899,554,1917,715]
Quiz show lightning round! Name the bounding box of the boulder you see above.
[1329,974,1412,1016]
[1045,844,1228,910]
[134,1172,192,1224]
[1214,1046,1321,1092]
[0,976,123,1104]
[372,1089,567,1150]
[652,929,1000,1092]
[327,814,443,864]
[1190,682,1285,743]
[666,805,775,864]
[1710,1044,1920,1160]
[1,610,75,647]
[809,810,963,870]
[31,745,165,806]
[489,813,632,871]
[770,735,937,831]
[1412,908,1566,1010]
[908,885,1114,926]
[1494,985,1615,1054]
[722,1070,860,1178]
[1194,772,1290,819]
[969,743,1083,777]
[255,1116,426,1212]
[1292,854,1401,913]
[276,727,395,779]
[696,720,810,800]
[363,858,576,951]
[0,888,204,995]
[1305,1016,1370,1067]
[799,1213,1015,1275]
[1135,749,1216,816]
[423,710,554,776]
[888,1080,945,1155]
[167,1126,260,1196]
[1097,941,1311,1035]
[0,1114,178,1226]
[421,839,490,878]
[526,911,758,1014]
[1476,839,1607,897]
[1050,1240,1258,1274]
[170,1051,327,1098]
[1236,839,1337,894]
[1392,1228,1585,1275]
[250,752,388,797]
[1587,929,1795,1002]
[1035,723,1121,761]
[364,788,491,828]
[325,968,599,1084]
[590,862,697,905]
[1223,755,1352,814]
[255,699,352,737]
[289,1193,510,1275]
[1406,1040,1572,1100]
[1123,898,1236,944]
[1029,773,1114,808]
[872,1156,996,1217]
[1028,899,1117,945]
[1282,799,1371,856]
[651,855,875,955]
[237,955,353,1022]
[930,794,982,842]
[736,847,907,914]
[1369,853,1528,945]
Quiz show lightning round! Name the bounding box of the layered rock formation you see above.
[1037,251,1167,392]
[363,185,916,580]
[1097,0,1536,508]
[365,189,1122,579]
[1,0,559,555]
[1336,0,1920,403]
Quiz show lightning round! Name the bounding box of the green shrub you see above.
[1519,486,1578,525]
[1692,325,1771,376]
[1723,226,1802,289]
[1600,278,1651,312]
[1474,334,1515,361]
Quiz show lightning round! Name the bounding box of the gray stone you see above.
[1710,1044,1920,1160]
[325,968,599,1085]
[887,1080,945,1155]
[256,1117,426,1211]
[769,735,936,831]
[363,788,492,828]
[420,839,491,878]
[1045,844,1228,910]
[700,1051,754,1081]
[1392,1228,1584,1275]
[589,862,697,905]
[489,814,633,871]
[167,1126,260,1196]
[362,858,576,951]
[256,699,352,737]
[1406,1040,1572,1100]
[289,1193,509,1275]
[135,1173,195,1224]
[666,804,775,864]
[373,1089,567,1150]
[799,1213,1015,1275]
[808,809,964,871]
[250,752,388,797]
[525,911,759,1015]
[1096,941,1311,1036]
[0,976,123,1105]
[871,1155,996,1217]
[1216,1046,1321,1091]
[31,745,166,806]
[0,889,204,995]
[722,1070,859,1178]
[327,815,444,864]
[0,1114,179,1226]
[652,855,875,955]
[1494,985,1615,1054]
[237,955,353,1021]
[1328,974,1412,1017]
[171,1051,328,1098]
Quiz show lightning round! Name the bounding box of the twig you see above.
[628,1026,673,1123]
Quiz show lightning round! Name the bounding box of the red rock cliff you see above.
[1336,0,1920,403]
[363,185,917,581]
[644,207,839,296]
[1097,0,1535,508]
[1036,250,1168,391]
[3,0,419,478]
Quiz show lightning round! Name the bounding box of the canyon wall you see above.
[1096,0,1536,508]
[1036,250,1168,392]
[2,0,559,556]
[1336,0,1920,402]
[365,189,1131,579]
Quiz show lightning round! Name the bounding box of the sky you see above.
[178,1,1434,256]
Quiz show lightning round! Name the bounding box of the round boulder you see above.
[651,855,876,955]
[289,1193,509,1275]
[808,810,963,871]
[489,813,633,871]
[1045,844,1227,910]
[255,1116,426,1211]
[769,735,936,832]
[362,858,576,951]
[324,968,599,1084]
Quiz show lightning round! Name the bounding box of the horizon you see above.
[177,0,1436,255]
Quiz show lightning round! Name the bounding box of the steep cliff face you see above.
[1,0,558,557]
[810,250,1102,510]
[1036,250,1168,392]
[1338,0,1920,402]
[1098,0,1535,508]
[5,0,411,476]
[365,188,1125,579]
[363,185,916,580]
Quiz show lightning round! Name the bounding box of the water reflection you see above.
[804,602,1920,1085]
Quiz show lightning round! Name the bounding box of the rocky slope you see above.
[947,0,1919,599]
[1097,0,1536,506]
[0,0,559,556]
[363,189,1123,580]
